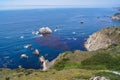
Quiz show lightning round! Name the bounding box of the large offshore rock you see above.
[39,27,52,34]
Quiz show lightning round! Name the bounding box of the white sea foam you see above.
[72,32,76,34]
[33,34,43,38]
[39,34,43,37]
[73,37,77,40]
[24,44,32,48]
[54,28,62,32]
[4,56,10,59]
[54,29,58,32]
[20,35,24,39]
[66,38,72,40]
[32,31,39,35]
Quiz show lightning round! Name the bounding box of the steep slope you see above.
[84,27,120,51]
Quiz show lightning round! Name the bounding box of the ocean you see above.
[0,8,120,69]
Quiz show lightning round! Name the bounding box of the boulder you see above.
[21,54,28,59]
[33,49,39,55]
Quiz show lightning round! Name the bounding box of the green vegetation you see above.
[54,58,69,70]
[54,42,120,71]
[5,77,10,80]
[81,52,120,71]
[0,68,95,80]
[73,75,91,79]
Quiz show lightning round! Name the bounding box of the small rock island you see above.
[39,27,52,35]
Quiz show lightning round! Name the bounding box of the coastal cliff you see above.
[84,27,120,51]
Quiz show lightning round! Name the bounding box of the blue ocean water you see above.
[0,8,120,69]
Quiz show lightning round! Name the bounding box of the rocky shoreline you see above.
[84,27,120,51]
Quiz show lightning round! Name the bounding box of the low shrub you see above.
[54,58,69,71]
[81,52,120,70]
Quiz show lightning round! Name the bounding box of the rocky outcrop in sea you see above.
[84,27,120,51]
[39,27,52,35]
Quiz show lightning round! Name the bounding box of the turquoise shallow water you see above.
[0,8,120,69]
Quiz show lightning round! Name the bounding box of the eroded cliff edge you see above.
[84,27,120,51]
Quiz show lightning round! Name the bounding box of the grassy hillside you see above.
[0,68,97,80]
[54,42,120,71]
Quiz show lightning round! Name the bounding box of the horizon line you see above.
[0,5,118,10]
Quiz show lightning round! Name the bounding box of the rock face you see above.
[85,27,120,51]
[39,56,56,71]
[38,53,66,71]
[112,13,120,20]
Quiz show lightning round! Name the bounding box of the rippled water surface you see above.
[0,8,120,69]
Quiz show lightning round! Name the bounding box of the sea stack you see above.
[112,13,120,21]
[39,27,52,35]
[84,27,120,51]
